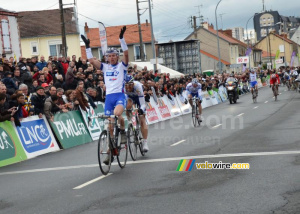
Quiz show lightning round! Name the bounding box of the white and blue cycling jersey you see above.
[284,73,290,80]
[186,82,202,100]
[100,62,128,115]
[249,72,258,88]
[291,70,299,78]
[125,81,146,112]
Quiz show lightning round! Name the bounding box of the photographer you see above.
[0,93,17,122]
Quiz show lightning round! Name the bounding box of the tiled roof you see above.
[200,50,230,65]
[262,50,275,58]
[206,28,241,45]
[0,7,17,16]
[85,23,153,47]
[18,7,78,38]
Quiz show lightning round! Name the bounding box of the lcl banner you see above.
[16,115,60,159]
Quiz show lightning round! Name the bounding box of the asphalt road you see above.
[1,86,300,214]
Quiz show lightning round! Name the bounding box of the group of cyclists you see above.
[81,25,300,166]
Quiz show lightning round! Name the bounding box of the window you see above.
[31,42,39,55]
[1,19,12,53]
[134,44,146,61]
[48,40,62,57]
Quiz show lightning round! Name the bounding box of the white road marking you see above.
[237,113,244,117]
[73,173,112,190]
[170,140,186,147]
[284,90,287,92]
[2,150,300,176]
[264,101,268,103]
[253,106,259,109]
[279,93,282,95]
[212,124,222,129]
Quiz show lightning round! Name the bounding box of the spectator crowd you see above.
[1,53,299,126]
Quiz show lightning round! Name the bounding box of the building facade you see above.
[231,27,245,42]
[0,8,22,59]
[18,7,81,59]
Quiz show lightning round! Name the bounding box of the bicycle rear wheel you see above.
[117,132,128,168]
[98,130,111,175]
[128,124,137,161]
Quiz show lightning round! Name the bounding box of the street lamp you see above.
[215,0,223,73]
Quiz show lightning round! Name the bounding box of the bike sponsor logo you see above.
[0,127,16,161]
[17,119,52,153]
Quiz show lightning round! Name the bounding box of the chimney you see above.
[208,23,214,30]
[281,33,288,39]
[84,22,89,33]
[146,19,148,26]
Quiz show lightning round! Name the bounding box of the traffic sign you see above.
[236,56,249,64]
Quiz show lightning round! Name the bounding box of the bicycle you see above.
[191,96,201,127]
[271,84,278,101]
[252,88,258,103]
[89,114,128,175]
[127,108,145,161]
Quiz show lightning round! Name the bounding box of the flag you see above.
[290,51,296,67]
[274,50,280,68]
[99,22,107,56]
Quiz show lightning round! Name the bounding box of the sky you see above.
[2,0,300,43]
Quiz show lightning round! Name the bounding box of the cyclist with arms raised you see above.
[81,26,128,164]
[124,75,149,152]
[186,78,202,122]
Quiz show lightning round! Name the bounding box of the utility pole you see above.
[59,0,67,57]
[148,0,156,71]
[136,0,145,61]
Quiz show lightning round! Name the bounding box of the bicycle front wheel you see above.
[117,132,128,168]
[192,104,197,127]
[128,124,137,161]
[98,130,111,175]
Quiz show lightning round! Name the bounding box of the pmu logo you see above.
[17,119,52,153]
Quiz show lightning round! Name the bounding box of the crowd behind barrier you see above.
[0,53,293,167]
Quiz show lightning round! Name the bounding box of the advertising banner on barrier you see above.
[218,86,228,101]
[156,97,172,120]
[0,121,27,167]
[50,111,92,149]
[208,90,219,105]
[176,93,192,115]
[80,106,101,141]
[163,95,182,117]
[146,97,161,124]
[16,115,60,159]
[213,91,223,104]
[201,91,213,109]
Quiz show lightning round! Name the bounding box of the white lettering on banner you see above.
[159,107,170,115]
[53,120,87,139]
[19,126,50,145]
[0,131,13,150]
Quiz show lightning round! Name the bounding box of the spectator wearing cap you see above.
[31,86,46,118]
[8,92,26,126]
[2,72,18,95]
